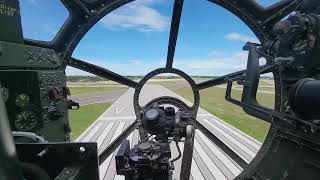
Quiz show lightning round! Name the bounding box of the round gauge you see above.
[14,111,38,131]
[15,94,31,108]
[1,87,9,102]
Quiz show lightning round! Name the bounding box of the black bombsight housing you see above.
[116,105,194,180]
[141,106,193,141]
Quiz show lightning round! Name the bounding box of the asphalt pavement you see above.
[69,90,126,106]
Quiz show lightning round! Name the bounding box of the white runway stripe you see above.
[99,152,113,179]
[194,139,228,180]
[210,117,261,149]
[202,118,256,158]
[196,130,242,176]
[75,121,98,142]
[97,122,114,148]
[207,113,262,146]
[82,123,103,142]
[99,122,126,180]
[191,158,205,180]
[197,107,262,146]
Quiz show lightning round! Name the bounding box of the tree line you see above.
[67,75,273,82]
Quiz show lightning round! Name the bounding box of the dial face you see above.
[15,94,31,108]
[14,111,38,131]
[1,87,9,102]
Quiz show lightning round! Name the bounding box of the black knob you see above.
[164,107,175,117]
[143,108,160,132]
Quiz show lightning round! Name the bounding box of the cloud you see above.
[185,52,247,70]
[225,32,259,43]
[67,51,250,76]
[100,0,170,32]
[174,51,249,75]
[66,57,165,76]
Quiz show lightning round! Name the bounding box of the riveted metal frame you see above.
[20,0,307,180]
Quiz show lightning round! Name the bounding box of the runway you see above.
[76,85,262,180]
[69,89,126,106]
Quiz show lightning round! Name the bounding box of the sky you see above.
[20,0,280,76]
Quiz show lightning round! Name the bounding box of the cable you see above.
[12,131,47,143]
[170,141,181,164]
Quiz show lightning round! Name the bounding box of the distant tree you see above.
[67,76,105,82]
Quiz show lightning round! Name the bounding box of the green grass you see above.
[258,86,275,92]
[69,103,111,141]
[174,87,274,142]
[70,86,127,95]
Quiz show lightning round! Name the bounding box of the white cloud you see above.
[100,0,170,32]
[67,51,250,76]
[225,32,259,43]
[174,51,249,75]
[66,57,165,76]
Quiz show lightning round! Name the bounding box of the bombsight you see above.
[116,105,193,180]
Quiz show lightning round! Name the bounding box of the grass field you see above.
[69,103,111,141]
[174,87,274,142]
[70,86,127,95]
